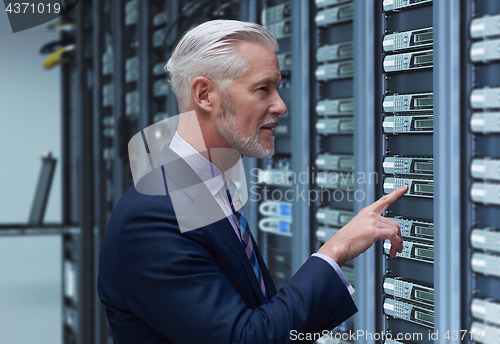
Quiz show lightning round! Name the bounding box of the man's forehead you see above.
[234,41,281,81]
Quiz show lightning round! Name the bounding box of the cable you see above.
[42,44,76,69]
[47,22,76,32]
[39,39,74,55]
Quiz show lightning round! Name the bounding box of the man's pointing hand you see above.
[318,185,408,267]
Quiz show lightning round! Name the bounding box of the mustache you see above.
[259,118,279,127]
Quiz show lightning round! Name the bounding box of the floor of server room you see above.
[0,11,63,344]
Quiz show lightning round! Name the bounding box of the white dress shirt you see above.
[169,131,354,295]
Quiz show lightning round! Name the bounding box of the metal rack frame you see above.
[353,0,378,339]
[433,0,463,338]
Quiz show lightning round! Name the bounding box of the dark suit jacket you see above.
[97,146,357,343]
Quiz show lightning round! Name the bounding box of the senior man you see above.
[98,20,406,343]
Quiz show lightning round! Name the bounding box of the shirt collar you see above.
[169,131,227,196]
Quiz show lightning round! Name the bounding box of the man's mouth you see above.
[259,122,278,132]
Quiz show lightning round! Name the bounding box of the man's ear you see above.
[191,77,220,113]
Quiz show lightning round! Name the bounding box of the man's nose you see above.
[273,93,287,117]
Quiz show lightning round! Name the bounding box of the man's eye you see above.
[259,86,268,92]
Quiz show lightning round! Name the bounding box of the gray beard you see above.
[216,98,275,158]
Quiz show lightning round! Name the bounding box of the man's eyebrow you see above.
[253,74,282,87]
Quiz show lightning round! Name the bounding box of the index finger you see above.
[369,185,407,214]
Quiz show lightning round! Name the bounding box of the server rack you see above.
[312,0,356,342]
[66,1,95,343]
[59,11,79,343]
[252,0,312,290]
[379,1,435,343]
[353,2,495,343]
[465,1,500,343]
[257,0,296,291]
[92,0,115,342]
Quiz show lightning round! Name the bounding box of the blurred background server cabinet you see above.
[466,1,500,343]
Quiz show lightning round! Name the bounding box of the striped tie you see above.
[225,181,268,303]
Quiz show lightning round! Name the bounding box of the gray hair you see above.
[165,20,279,113]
